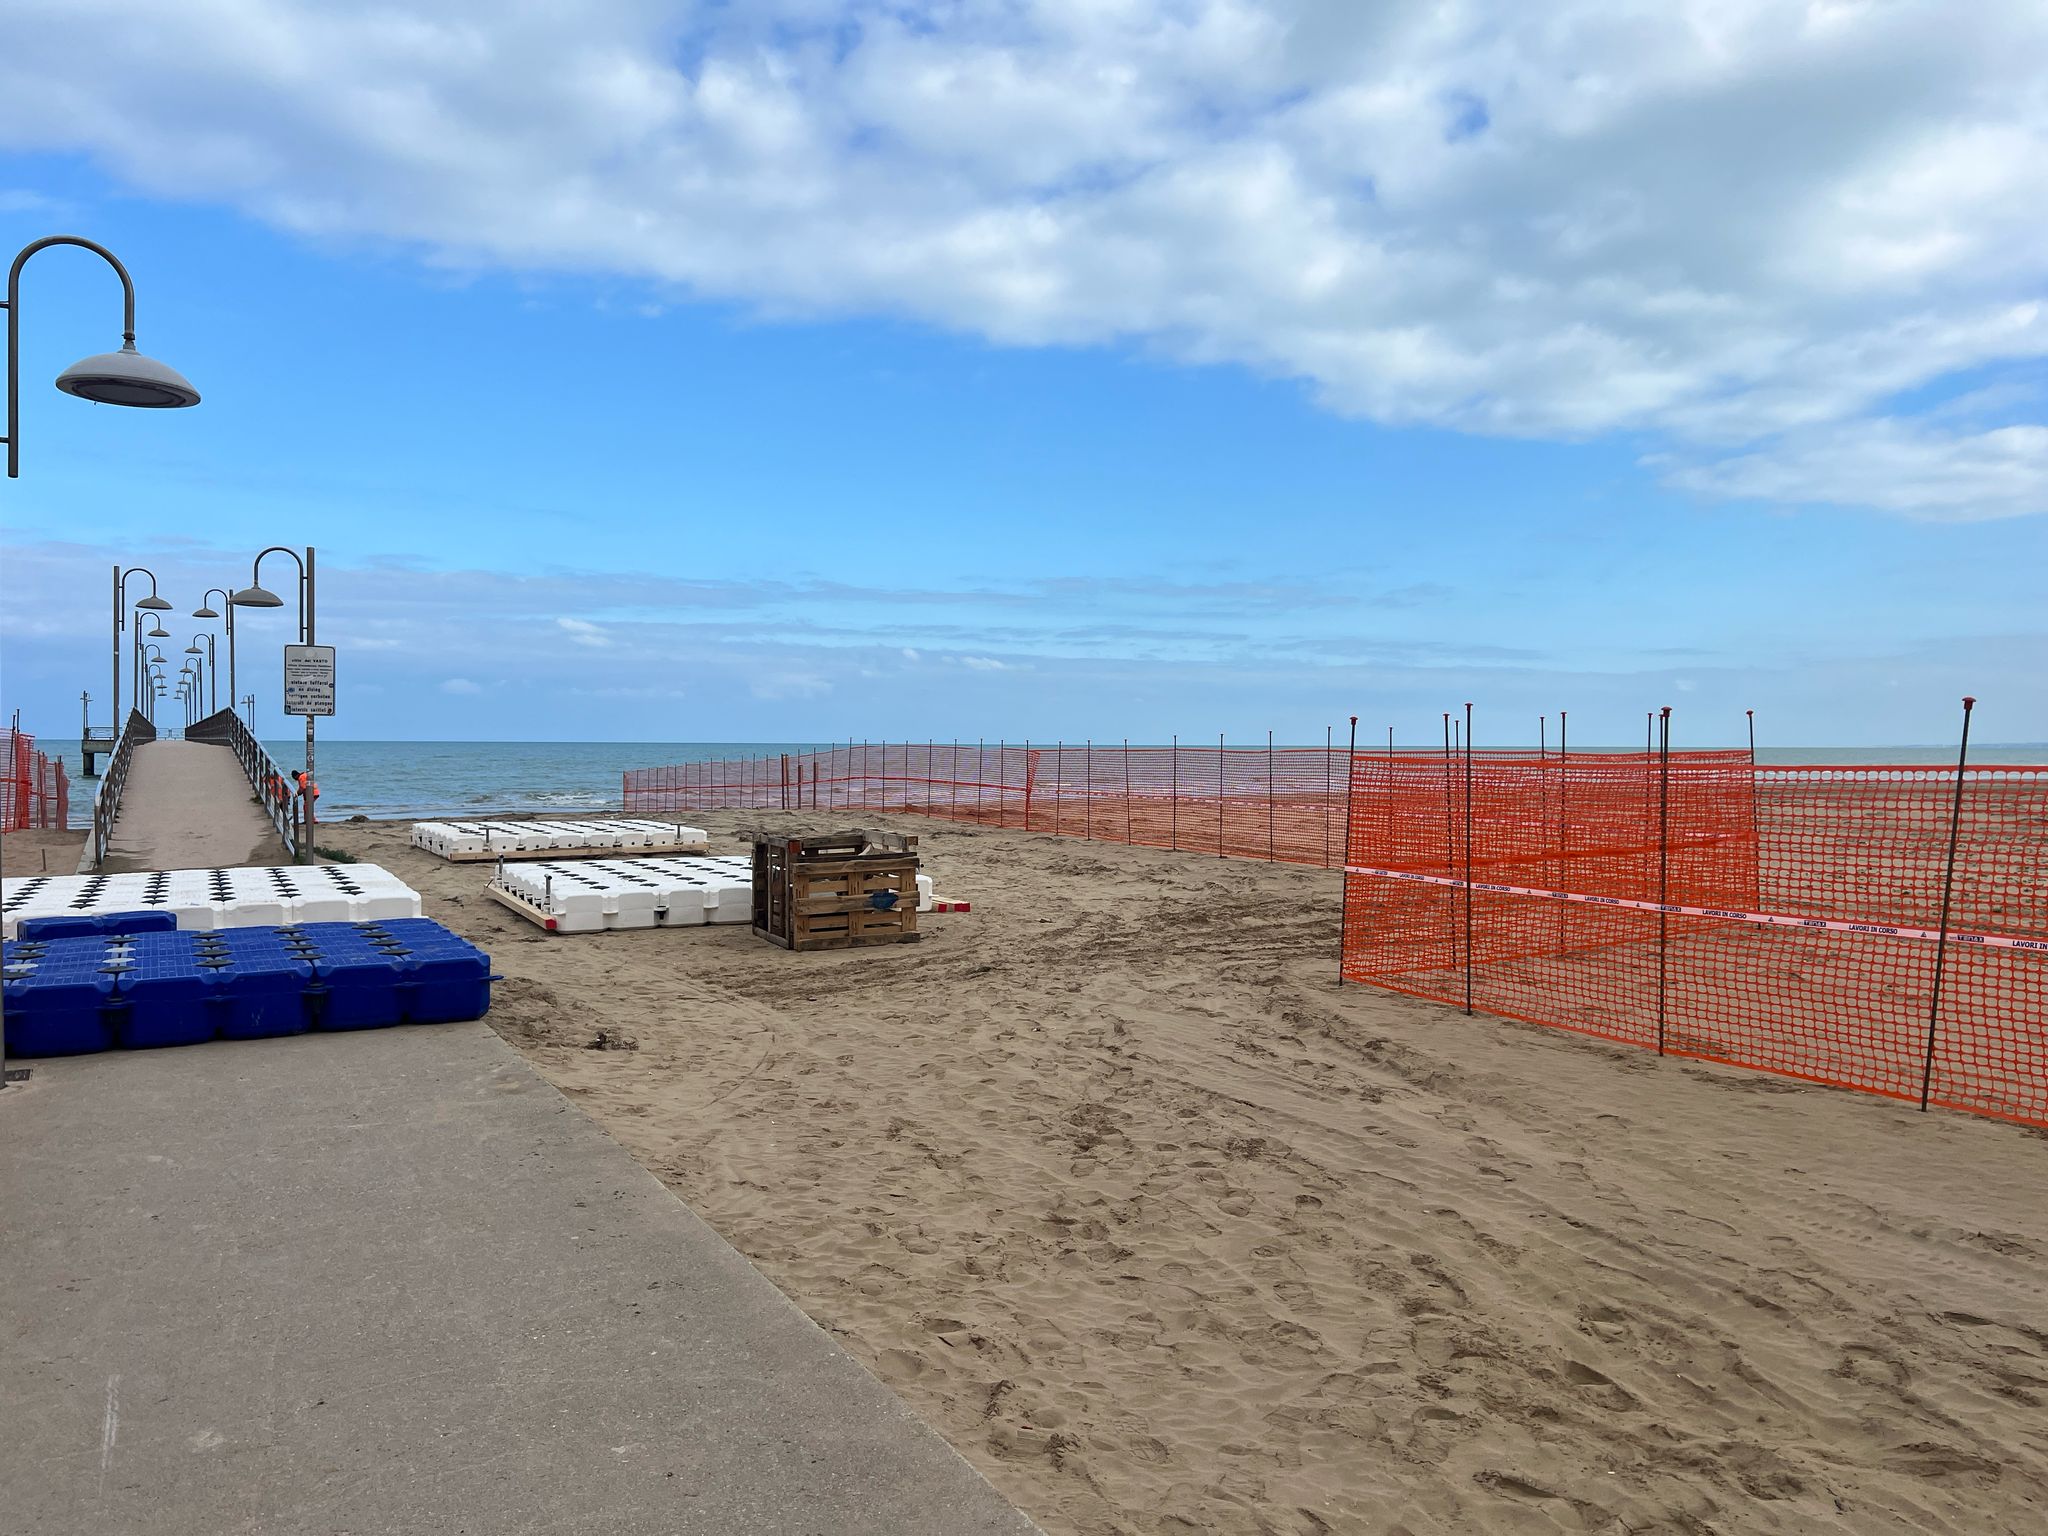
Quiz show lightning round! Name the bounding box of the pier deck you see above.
[0,1022,1036,1535]
[99,739,289,872]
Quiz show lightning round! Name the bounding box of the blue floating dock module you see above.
[1,918,495,1056]
[293,919,496,1029]
[369,918,496,1024]
[207,942,316,1042]
[2,956,119,1056]
[16,910,180,941]
[113,938,217,1050]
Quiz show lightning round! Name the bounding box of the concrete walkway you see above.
[0,1024,1037,1536]
[101,740,287,872]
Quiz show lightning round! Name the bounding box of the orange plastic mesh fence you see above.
[0,729,70,832]
[1342,753,2048,1129]
[624,737,1357,866]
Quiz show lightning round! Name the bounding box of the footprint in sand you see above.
[1562,1359,1638,1410]
[874,1347,930,1382]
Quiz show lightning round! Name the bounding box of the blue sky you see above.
[2,2,2043,749]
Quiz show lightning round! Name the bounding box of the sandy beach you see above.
[318,811,2046,1533]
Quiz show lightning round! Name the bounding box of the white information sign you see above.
[283,644,336,718]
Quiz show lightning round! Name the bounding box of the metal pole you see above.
[1557,710,1568,957]
[1267,729,1275,862]
[1217,732,1225,859]
[1746,707,1761,910]
[1919,697,1977,1112]
[1463,703,1474,1017]
[1337,716,1358,986]
[1657,706,1671,1055]
[111,564,120,738]
[1055,741,1062,836]
[1084,739,1092,840]
[1123,738,1132,844]
[1323,724,1332,869]
[1171,735,1179,850]
[1442,712,1456,971]
[303,546,315,861]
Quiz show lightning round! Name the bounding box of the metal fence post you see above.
[1267,729,1276,862]
[1557,710,1568,958]
[1463,703,1474,1017]
[1920,697,1977,1111]
[1441,712,1457,973]
[1217,732,1226,859]
[1123,738,1132,844]
[1323,724,1333,869]
[1171,734,1179,850]
[1338,716,1358,986]
[1657,706,1672,1055]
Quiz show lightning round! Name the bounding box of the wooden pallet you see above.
[751,831,921,952]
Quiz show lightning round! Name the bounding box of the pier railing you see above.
[192,708,303,862]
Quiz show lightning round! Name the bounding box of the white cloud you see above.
[2,0,2045,518]
[439,676,481,695]
[750,670,831,701]
[1662,419,2048,521]
[556,616,612,648]
[960,656,1011,671]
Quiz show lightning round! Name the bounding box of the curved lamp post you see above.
[5,236,200,480]
[195,589,236,725]
[234,545,317,859]
[2,241,198,1091]
[140,644,168,725]
[113,565,173,735]
[184,637,214,718]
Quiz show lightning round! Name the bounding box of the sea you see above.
[59,738,2048,828]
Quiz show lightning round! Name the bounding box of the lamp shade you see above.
[193,605,219,619]
[56,343,201,409]
[146,621,168,638]
[232,584,284,608]
[136,595,171,611]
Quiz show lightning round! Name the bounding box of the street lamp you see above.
[1,240,199,1096]
[234,545,318,858]
[5,236,200,480]
[141,646,167,725]
[183,637,214,718]
[195,589,237,725]
[112,565,174,736]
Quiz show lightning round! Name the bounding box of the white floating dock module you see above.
[410,819,710,861]
[1,864,423,939]
[485,855,938,934]
[485,855,755,934]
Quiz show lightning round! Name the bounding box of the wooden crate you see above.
[751,831,921,952]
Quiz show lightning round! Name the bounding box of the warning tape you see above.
[1343,866,2048,954]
